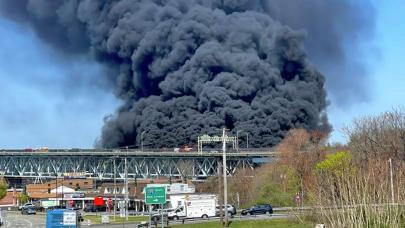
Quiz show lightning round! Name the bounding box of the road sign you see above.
[63,211,76,226]
[101,214,109,224]
[145,186,166,204]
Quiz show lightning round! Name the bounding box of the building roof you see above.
[26,178,94,199]
[50,186,75,194]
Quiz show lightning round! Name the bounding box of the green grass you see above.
[83,215,149,224]
[83,215,313,227]
[171,219,313,228]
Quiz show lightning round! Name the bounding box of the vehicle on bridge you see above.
[35,147,48,152]
[174,145,193,153]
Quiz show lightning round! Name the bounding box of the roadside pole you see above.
[124,156,129,221]
[218,164,223,225]
[389,158,395,203]
[222,128,229,227]
[161,208,164,228]
[145,186,166,228]
[149,204,152,228]
[113,158,117,221]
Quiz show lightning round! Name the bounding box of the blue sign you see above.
[46,209,78,228]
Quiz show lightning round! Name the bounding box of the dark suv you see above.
[241,204,273,216]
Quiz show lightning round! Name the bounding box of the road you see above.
[0,211,289,228]
[1,211,46,228]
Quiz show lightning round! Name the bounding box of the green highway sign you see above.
[145,186,166,204]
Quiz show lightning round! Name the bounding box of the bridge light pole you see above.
[124,154,129,221]
[141,131,146,152]
[236,130,242,151]
[246,132,249,149]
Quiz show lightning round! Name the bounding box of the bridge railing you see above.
[0,147,276,154]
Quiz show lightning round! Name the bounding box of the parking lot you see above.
[1,211,46,228]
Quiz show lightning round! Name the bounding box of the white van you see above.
[168,194,216,220]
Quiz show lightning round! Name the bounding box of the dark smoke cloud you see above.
[260,0,376,106]
[0,0,373,148]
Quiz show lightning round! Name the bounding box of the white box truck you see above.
[168,194,216,220]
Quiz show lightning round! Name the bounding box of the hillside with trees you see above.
[198,108,405,227]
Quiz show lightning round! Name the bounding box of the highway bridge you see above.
[0,149,277,180]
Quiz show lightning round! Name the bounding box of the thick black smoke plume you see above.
[1,0,373,148]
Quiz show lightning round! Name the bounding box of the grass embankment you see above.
[83,215,148,224]
[172,219,313,228]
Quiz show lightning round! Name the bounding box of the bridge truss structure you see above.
[0,150,276,181]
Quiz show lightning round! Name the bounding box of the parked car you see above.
[19,203,34,210]
[151,208,174,222]
[241,204,273,216]
[216,204,237,217]
[0,214,3,226]
[83,204,106,212]
[47,205,67,211]
[21,206,36,215]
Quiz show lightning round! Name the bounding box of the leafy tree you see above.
[18,193,30,204]
[254,166,300,207]
[0,183,7,200]
[315,151,354,177]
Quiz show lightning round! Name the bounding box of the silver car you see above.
[216,204,237,217]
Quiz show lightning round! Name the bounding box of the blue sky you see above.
[327,0,405,142]
[0,1,404,148]
[0,19,118,149]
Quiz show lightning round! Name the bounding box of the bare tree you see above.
[344,107,405,163]
[313,157,405,227]
[177,160,194,183]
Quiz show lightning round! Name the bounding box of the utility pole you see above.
[125,156,129,221]
[62,175,64,207]
[222,128,229,227]
[113,157,117,221]
[55,174,58,206]
[218,164,223,225]
[389,158,395,204]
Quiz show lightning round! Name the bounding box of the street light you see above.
[141,131,146,152]
[236,130,249,149]
[236,130,242,151]
[246,132,249,149]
